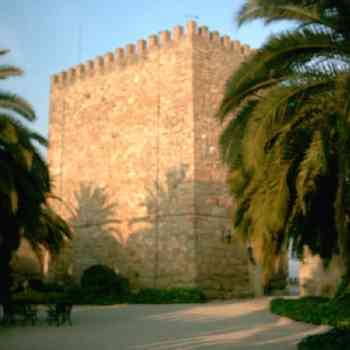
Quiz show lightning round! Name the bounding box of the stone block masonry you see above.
[48,20,255,298]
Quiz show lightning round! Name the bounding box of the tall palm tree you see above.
[0,49,71,307]
[217,1,350,287]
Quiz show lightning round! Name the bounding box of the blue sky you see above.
[1,0,288,150]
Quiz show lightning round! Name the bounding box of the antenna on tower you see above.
[78,23,83,62]
[185,14,199,21]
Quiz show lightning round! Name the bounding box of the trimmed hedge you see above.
[81,265,129,297]
[29,280,65,293]
[271,297,330,325]
[298,329,350,350]
[270,295,350,330]
[271,295,350,349]
[13,288,127,306]
[14,290,66,304]
[129,288,207,304]
[12,265,206,305]
[13,287,207,305]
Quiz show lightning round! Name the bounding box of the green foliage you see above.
[271,297,330,324]
[271,296,350,330]
[28,279,64,293]
[217,0,350,286]
[16,274,206,306]
[13,286,207,306]
[129,288,207,304]
[298,329,350,350]
[14,290,66,304]
[81,265,129,297]
[264,277,288,294]
[335,274,350,298]
[65,285,127,305]
[0,49,71,306]
[14,285,127,306]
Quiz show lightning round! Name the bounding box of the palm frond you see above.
[218,27,343,121]
[29,132,48,147]
[296,130,328,214]
[219,100,257,166]
[238,0,323,27]
[0,90,36,121]
[0,154,18,214]
[0,65,23,80]
[0,49,9,56]
[0,114,38,170]
[24,204,72,255]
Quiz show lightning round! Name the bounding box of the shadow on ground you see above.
[0,298,327,350]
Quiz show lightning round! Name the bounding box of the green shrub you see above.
[65,285,127,305]
[13,290,66,304]
[81,265,129,297]
[271,297,329,324]
[129,288,207,304]
[28,279,45,291]
[264,274,288,295]
[32,281,65,293]
[13,287,126,306]
[298,329,350,350]
[13,282,206,306]
[271,295,350,330]
[334,275,349,298]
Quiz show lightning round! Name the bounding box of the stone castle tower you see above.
[48,21,256,298]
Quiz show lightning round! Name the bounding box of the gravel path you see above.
[0,298,327,350]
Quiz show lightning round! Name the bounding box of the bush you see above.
[13,290,66,304]
[264,273,288,295]
[271,297,329,325]
[13,275,206,306]
[81,265,129,297]
[334,275,349,298]
[298,329,350,350]
[28,279,45,291]
[270,295,350,330]
[66,285,127,305]
[13,287,126,306]
[28,280,65,293]
[129,288,207,304]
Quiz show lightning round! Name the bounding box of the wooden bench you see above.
[2,303,38,326]
[46,303,73,326]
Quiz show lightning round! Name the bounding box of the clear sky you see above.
[1,0,288,149]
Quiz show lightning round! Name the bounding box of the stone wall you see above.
[48,21,255,297]
[299,246,345,297]
[192,27,253,298]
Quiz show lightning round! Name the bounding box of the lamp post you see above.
[246,242,264,296]
[221,228,232,244]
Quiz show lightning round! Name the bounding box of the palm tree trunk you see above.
[335,117,350,289]
[0,246,14,316]
[0,218,21,317]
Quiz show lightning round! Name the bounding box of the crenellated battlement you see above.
[48,20,257,298]
[51,20,252,89]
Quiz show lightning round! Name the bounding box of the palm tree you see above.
[0,49,71,308]
[217,1,350,288]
